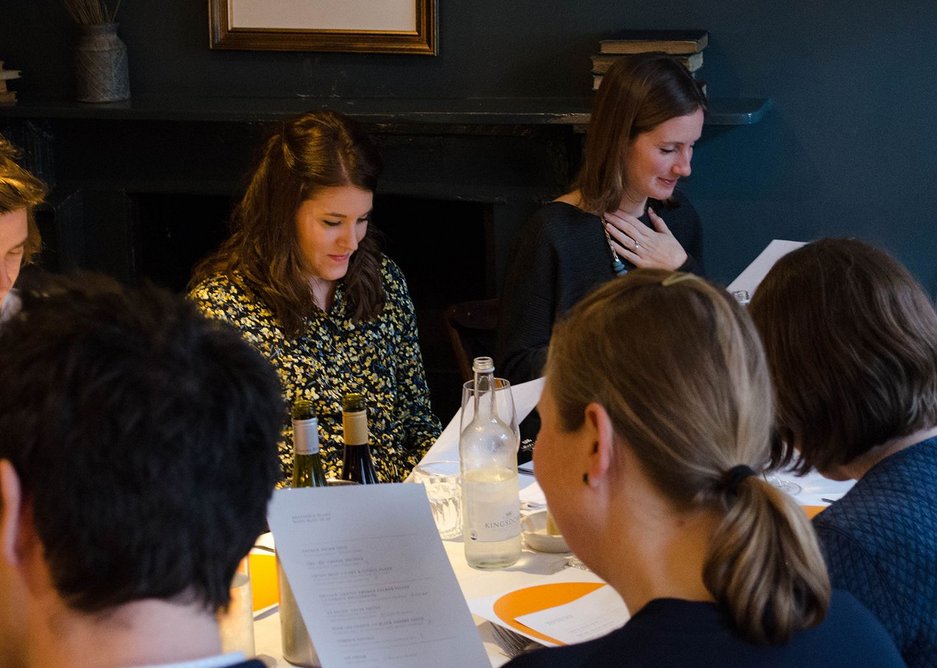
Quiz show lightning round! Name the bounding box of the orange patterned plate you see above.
[493,581,606,645]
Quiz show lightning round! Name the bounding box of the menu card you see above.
[514,585,629,645]
[727,239,806,296]
[268,484,489,668]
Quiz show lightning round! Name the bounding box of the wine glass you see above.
[459,377,520,446]
[763,471,802,496]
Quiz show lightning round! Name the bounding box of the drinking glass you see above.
[411,460,462,539]
[763,471,802,496]
[459,377,519,443]
[217,555,255,656]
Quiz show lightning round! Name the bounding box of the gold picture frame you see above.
[209,0,437,55]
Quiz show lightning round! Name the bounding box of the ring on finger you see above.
[634,240,641,250]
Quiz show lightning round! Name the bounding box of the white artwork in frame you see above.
[209,0,437,54]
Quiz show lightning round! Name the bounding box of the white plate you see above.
[522,510,570,553]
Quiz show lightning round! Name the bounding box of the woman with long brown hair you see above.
[189,110,440,482]
[499,53,707,388]
[506,270,902,666]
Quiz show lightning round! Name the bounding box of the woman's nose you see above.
[673,150,692,177]
[341,226,359,251]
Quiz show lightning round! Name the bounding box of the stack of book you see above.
[0,62,21,105]
[590,30,709,93]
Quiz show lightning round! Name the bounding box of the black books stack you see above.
[0,62,21,105]
[590,29,709,94]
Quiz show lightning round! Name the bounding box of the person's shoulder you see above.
[188,270,244,298]
[811,590,905,663]
[381,254,403,279]
[503,633,616,667]
[522,201,598,242]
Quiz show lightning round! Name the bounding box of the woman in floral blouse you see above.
[188,110,441,483]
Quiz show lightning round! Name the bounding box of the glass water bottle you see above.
[459,356,521,568]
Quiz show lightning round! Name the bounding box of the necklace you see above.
[602,221,629,276]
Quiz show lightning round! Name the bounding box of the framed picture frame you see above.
[209,0,438,55]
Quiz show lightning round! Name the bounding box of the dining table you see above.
[247,459,853,668]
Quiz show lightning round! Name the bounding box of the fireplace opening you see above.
[132,192,493,421]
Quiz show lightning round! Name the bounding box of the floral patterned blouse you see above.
[188,257,441,483]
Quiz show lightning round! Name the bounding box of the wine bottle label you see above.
[343,410,368,446]
[293,417,319,455]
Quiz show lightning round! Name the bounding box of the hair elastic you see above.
[661,272,698,287]
[721,464,757,494]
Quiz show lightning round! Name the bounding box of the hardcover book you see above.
[599,29,708,55]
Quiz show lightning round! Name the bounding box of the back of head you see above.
[0,135,47,263]
[578,53,708,214]
[749,238,937,473]
[0,272,284,613]
[191,109,385,331]
[547,269,829,643]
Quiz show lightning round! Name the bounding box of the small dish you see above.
[522,510,570,553]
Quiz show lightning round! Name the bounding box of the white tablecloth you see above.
[251,463,852,667]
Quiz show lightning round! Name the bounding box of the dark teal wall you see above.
[3,1,936,293]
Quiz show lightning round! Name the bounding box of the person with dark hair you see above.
[504,270,903,667]
[498,53,707,387]
[0,134,46,319]
[749,237,937,666]
[189,110,441,483]
[0,272,283,668]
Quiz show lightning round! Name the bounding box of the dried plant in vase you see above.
[65,0,130,102]
[64,0,122,25]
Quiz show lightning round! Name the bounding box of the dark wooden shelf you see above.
[0,95,771,127]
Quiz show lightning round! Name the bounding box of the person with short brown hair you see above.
[749,237,937,666]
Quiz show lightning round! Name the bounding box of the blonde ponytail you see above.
[704,475,829,643]
[547,269,833,645]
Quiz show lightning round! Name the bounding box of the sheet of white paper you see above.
[466,568,613,647]
[268,485,489,668]
[420,377,546,465]
[514,585,629,645]
[727,239,806,296]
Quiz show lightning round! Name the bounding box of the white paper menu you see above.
[268,484,489,668]
[514,585,629,645]
[727,239,806,297]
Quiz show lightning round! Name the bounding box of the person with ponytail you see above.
[750,237,937,666]
[189,110,440,484]
[505,270,902,667]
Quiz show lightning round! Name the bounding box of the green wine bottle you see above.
[291,399,327,488]
[280,400,325,666]
[340,392,379,484]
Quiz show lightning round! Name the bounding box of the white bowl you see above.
[522,510,570,553]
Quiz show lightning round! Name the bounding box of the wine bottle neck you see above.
[292,417,320,455]
[343,409,368,446]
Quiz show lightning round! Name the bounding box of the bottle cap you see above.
[472,356,494,373]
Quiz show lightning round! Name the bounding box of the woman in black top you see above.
[499,54,706,386]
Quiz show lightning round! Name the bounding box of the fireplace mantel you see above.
[0,95,770,127]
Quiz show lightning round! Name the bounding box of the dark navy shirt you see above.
[504,592,903,667]
[815,436,937,666]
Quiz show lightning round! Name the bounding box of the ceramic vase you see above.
[75,22,130,103]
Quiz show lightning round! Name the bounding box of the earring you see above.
[582,472,589,485]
